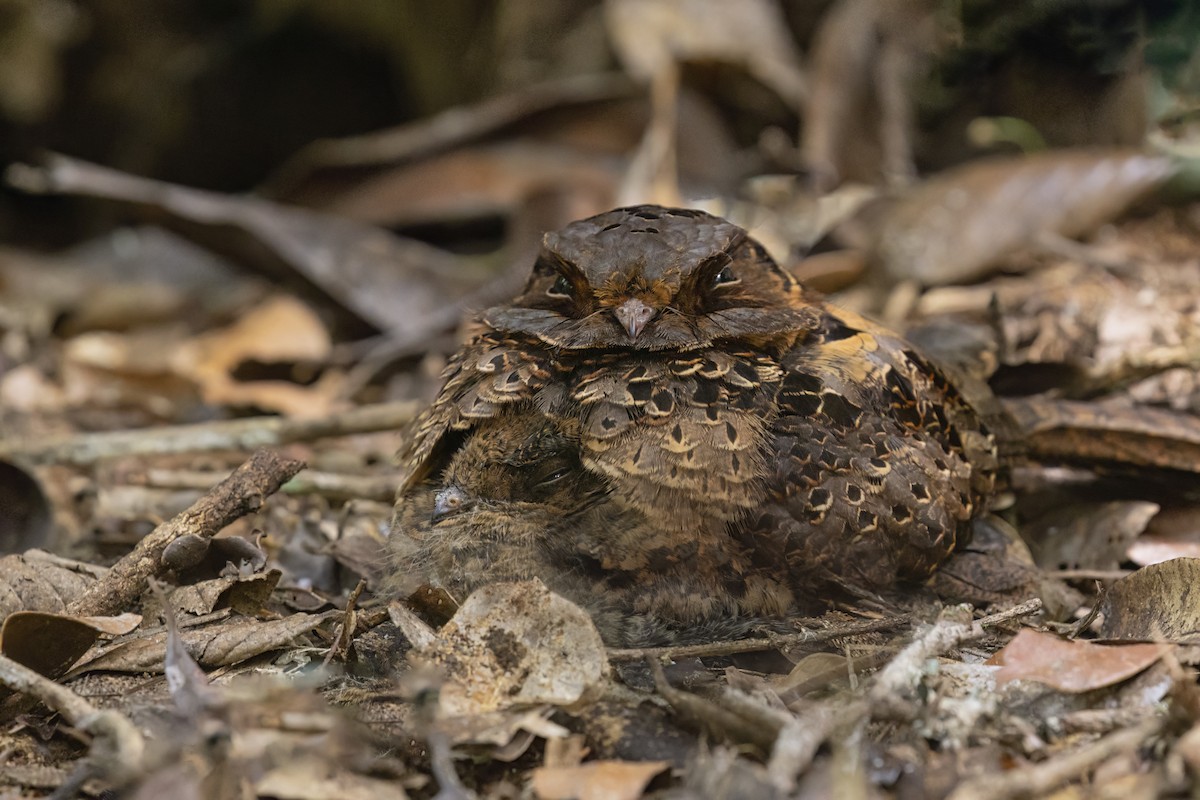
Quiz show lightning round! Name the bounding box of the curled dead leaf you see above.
[169,570,281,617]
[872,149,1176,285]
[0,610,139,691]
[988,628,1167,693]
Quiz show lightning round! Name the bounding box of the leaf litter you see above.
[1,2,1200,797]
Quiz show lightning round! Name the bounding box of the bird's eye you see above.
[548,275,573,298]
[536,466,571,486]
[712,266,736,286]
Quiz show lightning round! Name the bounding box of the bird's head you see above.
[484,205,819,351]
[424,412,603,532]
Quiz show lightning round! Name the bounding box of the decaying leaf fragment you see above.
[1025,500,1160,573]
[532,759,670,800]
[1099,558,1200,643]
[417,580,609,718]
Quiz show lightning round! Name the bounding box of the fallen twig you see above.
[946,717,1163,800]
[606,615,911,662]
[67,449,304,617]
[0,401,417,466]
[649,659,780,752]
[869,599,1042,721]
[0,652,145,786]
[768,699,867,792]
[140,466,398,503]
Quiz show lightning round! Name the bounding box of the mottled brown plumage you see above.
[393,408,797,646]
[392,205,999,636]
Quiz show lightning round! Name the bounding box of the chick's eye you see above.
[712,266,736,286]
[542,465,568,484]
[548,275,573,298]
[537,467,571,486]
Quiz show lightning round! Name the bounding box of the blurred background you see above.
[2,0,1196,242]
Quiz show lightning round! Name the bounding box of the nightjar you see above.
[393,408,797,646]
[394,205,999,614]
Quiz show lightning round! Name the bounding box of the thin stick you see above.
[976,598,1044,628]
[0,652,145,784]
[946,717,1162,800]
[67,449,304,617]
[869,599,1042,721]
[0,401,417,466]
[606,615,911,662]
[1051,569,1131,581]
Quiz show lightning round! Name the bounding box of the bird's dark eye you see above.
[548,275,573,298]
[712,266,736,286]
[537,467,571,486]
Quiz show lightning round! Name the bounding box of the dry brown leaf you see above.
[916,255,1200,393]
[60,325,203,416]
[9,153,480,341]
[1026,501,1160,572]
[173,295,337,417]
[68,610,337,675]
[872,150,1176,285]
[0,609,140,703]
[0,551,95,624]
[324,142,619,229]
[1005,398,1200,476]
[988,629,1167,692]
[532,760,670,800]
[0,611,100,680]
[420,580,609,717]
[1099,558,1200,643]
[771,652,855,701]
[75,612,142,636]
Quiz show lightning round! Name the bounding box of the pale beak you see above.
[614,298,656,339]
[432,485,469,523]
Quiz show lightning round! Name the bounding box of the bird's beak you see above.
[613,297,656,339]
[432,485,470,523]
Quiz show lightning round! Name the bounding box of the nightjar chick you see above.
[392,407,797,646]
[395,205,999,612]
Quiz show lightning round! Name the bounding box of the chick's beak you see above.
[614,297,656,339]
[432,485,469,523]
